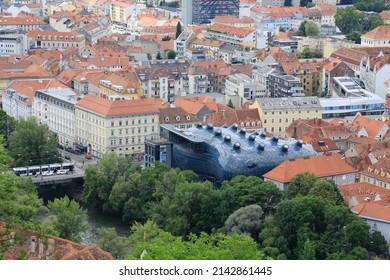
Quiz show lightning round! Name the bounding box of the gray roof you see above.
[256,96,321,110]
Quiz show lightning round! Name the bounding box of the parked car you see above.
[56,170,68,175]
[85,154,92,160]
[64,155,71,160]
[42,171,54,176]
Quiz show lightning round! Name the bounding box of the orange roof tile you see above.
[352,202,390,221]
[263,153,357,183]
[208,23,255,38]
[340,182,390,207]
[7,79,68,106]
[76,95,162,116]
[362,25,390,40]
[352,115,388,139]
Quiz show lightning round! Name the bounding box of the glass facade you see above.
[160,124,317,183]
[192,0,239,25]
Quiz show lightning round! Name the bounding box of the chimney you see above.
[9,231,15,244]
[30,236,37,253]
[38,239,44,255]
[220,110,226,119]
[292,126,297,139]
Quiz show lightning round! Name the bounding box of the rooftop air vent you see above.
[196,123,203,128]
[296,139,303,147]
[248,134,256,141]
[214,129,222,136]
[247,160,256,168]
[281,144,289,152]
[224,135,231,142]
[233,142,241,150]
[231,123,238,130]
[239,128,247,135]
[258,143,265,150]
[260,132,266,138]
[207,123,214,130]
[271,135,279,142]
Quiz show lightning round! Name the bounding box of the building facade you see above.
[252,96,322,134]
[182,0,239,26]
[32,88,80,147]
[75,95,161,158]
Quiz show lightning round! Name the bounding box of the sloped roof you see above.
[352,115,388,139]
[361,25,390,40]
[76,95,162,116]
[263,153,357,183]
[352,202,390,221]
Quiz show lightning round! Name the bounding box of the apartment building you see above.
[0,13,45,32]
[267,73,304,98]
[33,88,80,147]
[75,95,163,158]
[2,79,67,120]
[28,30,86,50]
[135,62,190,102]
[203,23,256,48]
[361,26,390,47]
[252,96,322,134]
[0,28,28,55]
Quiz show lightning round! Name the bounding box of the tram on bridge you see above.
[13,162,75,176]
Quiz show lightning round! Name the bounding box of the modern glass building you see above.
[159,123,317,183]
[182,0,239,25]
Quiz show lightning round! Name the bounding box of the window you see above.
[111,130,114,136]
[111,121,114,127]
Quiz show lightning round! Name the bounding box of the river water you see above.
[37,182,131,246]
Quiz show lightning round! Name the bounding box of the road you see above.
[58,148,98,169]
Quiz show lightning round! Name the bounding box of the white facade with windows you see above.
[32,88,79,148]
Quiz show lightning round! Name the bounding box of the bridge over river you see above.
[31,167,85,186]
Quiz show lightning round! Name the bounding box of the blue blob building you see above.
[158,123,317,183]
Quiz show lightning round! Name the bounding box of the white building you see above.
[359,55,390,100]
[2,79,68,120]
[361,26,390,47]
[32,88,80,147]
[225,73,266,108]
[0,29,28,55]
[320,76,386,120]
[174,30,197,59]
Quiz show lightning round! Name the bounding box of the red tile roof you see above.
[352,115,388,139]
[340,182,390,207]
[352,202,390,221]
[361,25,390,40]
[263,153,357,183]
[76,95,163,116]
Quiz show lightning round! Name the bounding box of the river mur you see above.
[37,181,130,246]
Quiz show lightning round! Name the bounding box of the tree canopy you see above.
[8,118,60,166]
[335,6,363,35]
[304,21,319,37]
[45,195,87,242]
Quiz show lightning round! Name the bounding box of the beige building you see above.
[251,97,322,135]
[75,95,163,158]
[27,30,86,50]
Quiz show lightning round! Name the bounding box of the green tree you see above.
[127,230,266,260]
[147,53,152,60]
[220,176,283,216]
[97,227,131,259]
[227,99,235,108]
[45,196,87,242]
[167,50,176,59]
[308,179,344,204]
[346,31,362,44]
[300,0,312,7]
[0,109,16,147]
[0,172,42,226]
[368,16,384,31]
[297,21,307,36]
[156,52,162,60]
[286,172,318,199]
[8,118,60,166]
[224,204,263,241]
[83,153,139,211]
[284,0,292,6]
[305,21,319,37]
[0,135,12,171]
[369,231,388,256]
[335,6,363,34]
[175,21,182,39]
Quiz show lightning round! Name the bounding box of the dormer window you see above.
[165,117,169,122]
[176,116,180,121]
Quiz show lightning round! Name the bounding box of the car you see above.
[42,171,54,176]
[85,154,92,160]
[64,155,71,160]
[56,170,68,175]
